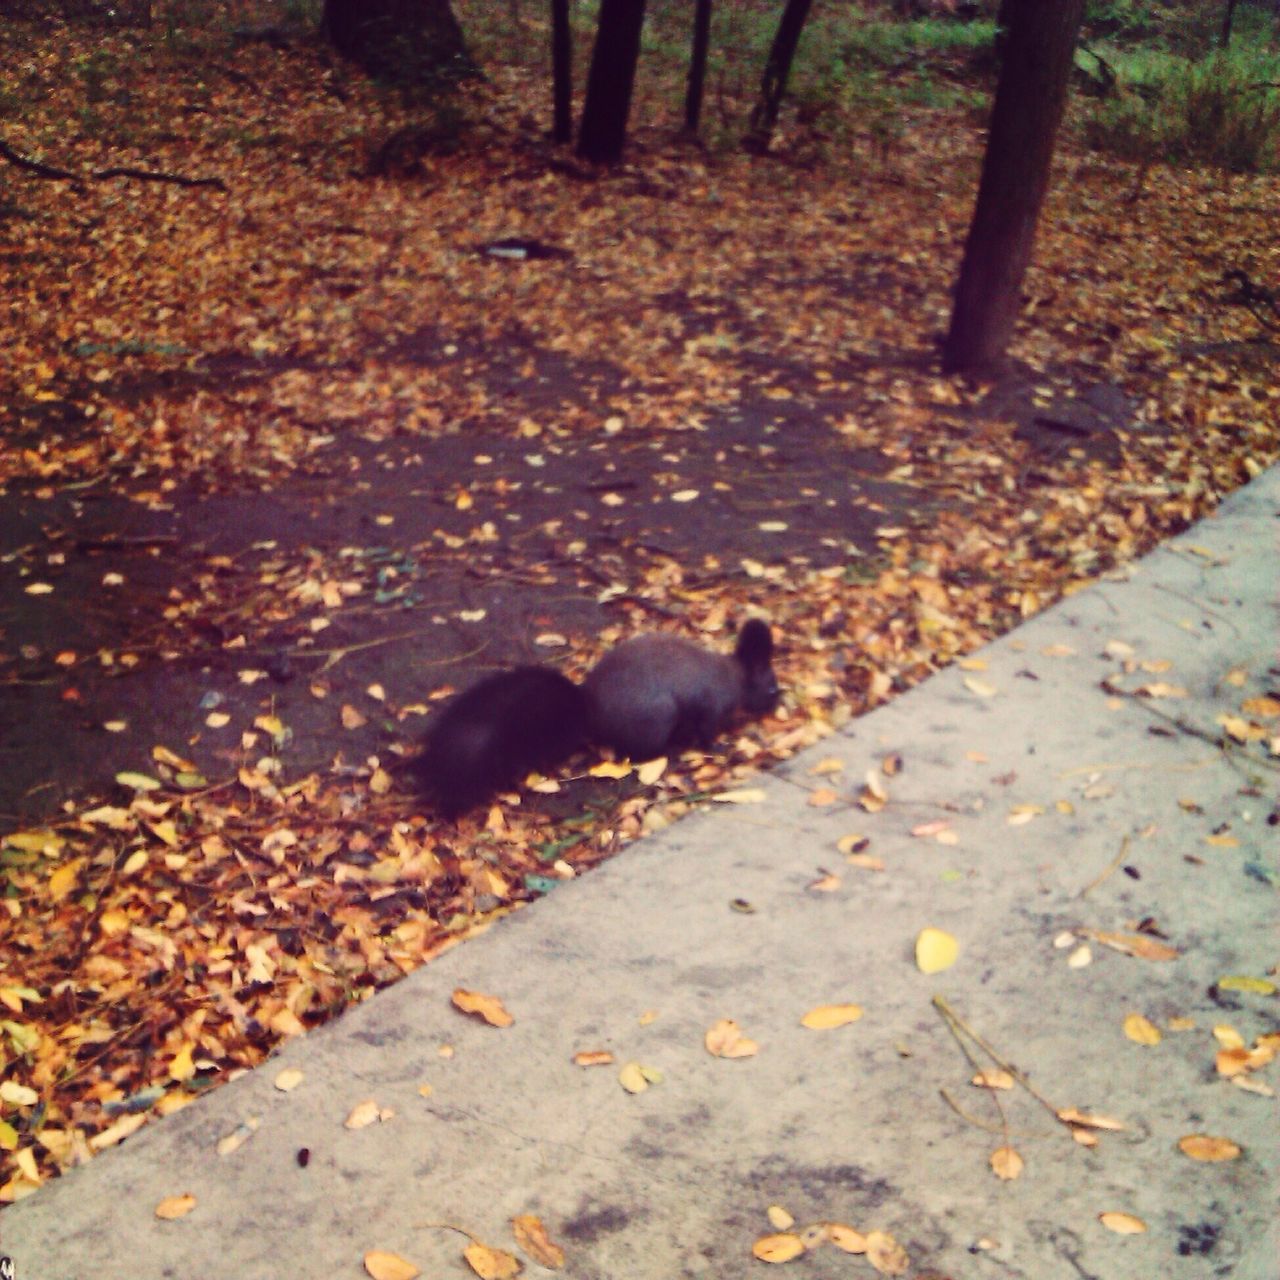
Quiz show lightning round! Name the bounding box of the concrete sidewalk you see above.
[5,469,1278,1280]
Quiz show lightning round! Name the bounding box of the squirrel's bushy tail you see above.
[416,666,588,819]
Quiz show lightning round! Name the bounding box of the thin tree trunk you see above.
[684,0,713,135]
[1220,0,1240,47]
[942,0,1085,373]
[577,0,648,164]
[551,0,572,143]
[744,0,815,153]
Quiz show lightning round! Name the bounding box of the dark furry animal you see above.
[415,666,589,820]
[417,621,779,817]
[584,619,778,762]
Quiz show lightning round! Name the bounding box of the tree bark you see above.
[577,0,648,163]
[323,0,474,84]
[1220,0,1240,47]
[942,0,1085,374]
[684,0,713,135]
[744,0,815,152]
[551,0,573,143]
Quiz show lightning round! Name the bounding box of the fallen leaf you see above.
[865,1229,910,1274]
[712,787,767,804]
[704,1018,759,1059]
[274,1068,304,1092]
[1217,975,1276,995]
[463,1242,521,1280]
[572,1050,614,1067]
[915,927,959,974]
[344,1099,383,1130]
[826,1223,867,1254]
[1178,1134,1241,1162]
[618,1062,651,1094]
[989,1146,1023,1180]
[511,1214,564,1269]
[1056,1108,1126,1131]
[1123,1013,1162,1046]
[154,1193,196,1220]
[1099,1212,1147,1235]
[752,1233,806,1263]
[1086,930,1178,962]
[801,1003,863,1029]
[767,1205,795,1230]
[452,989,514,1027]
[971,1069,1014,1090]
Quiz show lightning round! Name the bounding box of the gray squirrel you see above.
[416,619,778,818]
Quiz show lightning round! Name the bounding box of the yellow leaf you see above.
[48,859,83,902]
[572,1050,614,1067]
[636,757,667,784]
[963,675,997,698]
[1178,1134,1241,1162]
[766,1206,795,1230]
[971,1069,1014,1090]
[1123,1013,1162,1046]
[1056,1108,1126,1131]
[801,1004,864,1030]
[712,787,766,804]
[451,988,513,1027]
[1217,975,1276,995]
[808,788,838,807]
[1212,1024,1244,1049]
[1085,930,1178,962]
[704,1018,759,1059]
[752,1233,806,1263]
[274,1068,304,1092]
[511,1214,564,1269]
[618,1062,650,1094]
[915,927,959,974]
[1099,1212,1147,1235]
[826,1223,867,1253]
[463,1241,521,1279]
[989,1145,1023,1180]
[836,834,869,855]
[168,1043,196,1082]
[865,1229,910,1274]
[589,760,632,779]
[0,1120,17,1151]
[344,1099,383,1130]
[364,1250,422,1280]
[1241,695,1280,718]
[154,1193,197,1220]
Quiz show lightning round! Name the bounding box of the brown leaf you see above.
[154,1193,197,1220]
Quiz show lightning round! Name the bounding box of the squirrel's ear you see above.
[735,619,773,665]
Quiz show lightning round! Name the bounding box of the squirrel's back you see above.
[585,620,777,760]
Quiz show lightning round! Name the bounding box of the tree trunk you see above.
[684,0,713,135]
[744,0,815,152]
[577,0,648,164]
[1220,0,1240,47]
[323,0,474,84]
[942,0,1085,373]
[551,0,573,143]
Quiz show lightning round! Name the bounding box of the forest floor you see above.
[0,9,1277,1197]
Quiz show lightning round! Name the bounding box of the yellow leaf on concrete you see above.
[752,1233,806,1263]
[989,1146,1023,1180]
[915,927,959,974]
[971,1069,1014,1090]
[154,1193,196,1220]
[364,1252,420,1280]
[704,1018,759,1059]
[451,988,513,1028]
[618,1062,650,1094]
[801,1004,863,1030]
[1123,1013,1162,1046]
[826,1224,867,1254]
[344,1099,382,1130]
[1056,1108,1126,1131]
[1099,1212,1147,1235]
[511,1214,564,1269]
[1178,1134,1241,1162]
[572,1050,614,1067]
[463,1242,521,1279]
[1218,975,1276,995]
[865,1229,910,1274]
[767,1205,795,1230]
[274,1068,304,1092]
